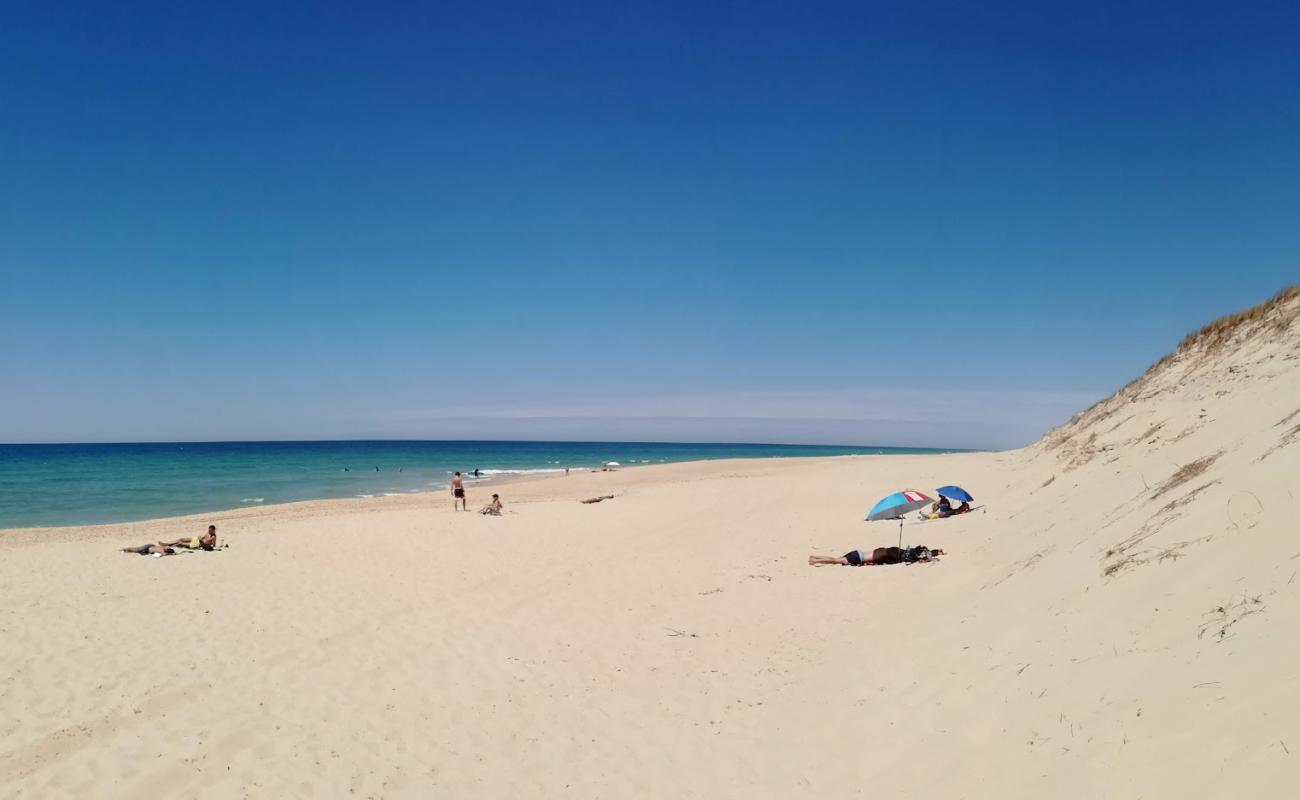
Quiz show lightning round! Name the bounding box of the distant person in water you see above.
[808,546,944,566]
[480,494,503,515]
[159,525,218,551]
[451,472,467,511]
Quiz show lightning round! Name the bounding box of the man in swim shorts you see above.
[159,525,218,551]
[808,546,944,566]
[451,472,467,511]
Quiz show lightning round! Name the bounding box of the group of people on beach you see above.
[807,492,971,569]
[927,495,972,518]
[122,471,509,559]
[118,479,961,569]
[121,525,222,557]
[450,472,504,515]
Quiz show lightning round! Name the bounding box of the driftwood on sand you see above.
[580,495,615,504]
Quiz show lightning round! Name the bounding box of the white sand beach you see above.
[2,289,1298,798]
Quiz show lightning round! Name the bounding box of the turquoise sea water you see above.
[0,440,957,529]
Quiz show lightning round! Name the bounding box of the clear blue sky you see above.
[2,1,1296,448]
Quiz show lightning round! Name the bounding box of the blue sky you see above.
[1,1,1296,449]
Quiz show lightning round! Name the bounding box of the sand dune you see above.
[2,288,1298,798]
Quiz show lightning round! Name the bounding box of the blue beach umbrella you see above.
[935,485,974,503]
[867,489,934,547]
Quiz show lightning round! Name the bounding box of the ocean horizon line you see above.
[0,437,980,452]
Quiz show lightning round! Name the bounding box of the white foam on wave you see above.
[357,494,374,499]
[478,468,567,476]
[240,497,265,503]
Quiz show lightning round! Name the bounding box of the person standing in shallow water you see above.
[451,472,467,511]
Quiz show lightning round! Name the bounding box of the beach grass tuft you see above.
[1151,453,1222,501]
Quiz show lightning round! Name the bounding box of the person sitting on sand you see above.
[931,496,953,517]
[480,494,503,516]
[121,543,178,557]
[950,501,972,515]
[159,525,219,551]
[808,546,944,566]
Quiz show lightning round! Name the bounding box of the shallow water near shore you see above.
[0,440,958,528]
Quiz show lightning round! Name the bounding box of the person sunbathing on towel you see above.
[159,525,219,550]
[808,546,944,566]
[121,543,178,556]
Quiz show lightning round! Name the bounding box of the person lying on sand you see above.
[159,525,219,550]
[122,543,179,557]
[950,501,972,515]
[480,494,503,515]
[808,546,944,566]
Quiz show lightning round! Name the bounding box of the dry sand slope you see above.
[1,288,1298,799]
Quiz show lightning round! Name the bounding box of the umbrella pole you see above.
[898,518,903,548]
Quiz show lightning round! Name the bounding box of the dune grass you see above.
[1176,285,1299,354]
[1151,452,1221,501]
[1040,285,1299,452]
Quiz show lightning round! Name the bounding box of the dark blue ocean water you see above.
[0,440,955,529]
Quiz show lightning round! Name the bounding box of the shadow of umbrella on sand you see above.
[867,489,935,547]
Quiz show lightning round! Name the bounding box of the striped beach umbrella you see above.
[866,489,934,521]
[867,489,934,547]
